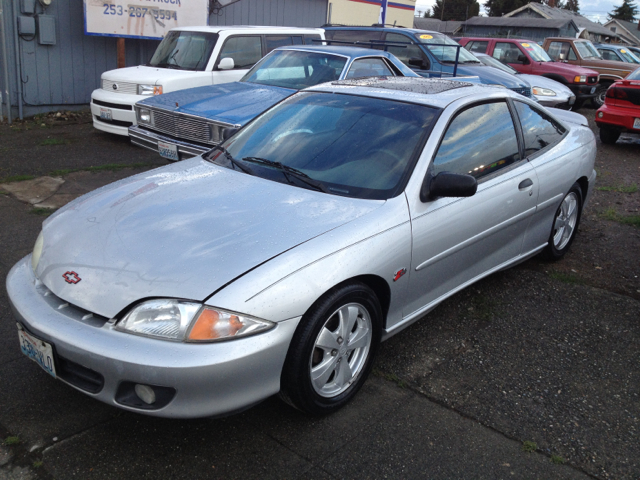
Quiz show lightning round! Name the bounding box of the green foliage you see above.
[40,137,69,146]
[551,455,565,464]
[423,8,433,17]
[433,0,480,20]
[563,0,580,12]
[608,0,639,21]
[30,207,55,216]
[596,183,638,193]
[522,440,537,452]
[4,436,20,445]
[484,0,528,18]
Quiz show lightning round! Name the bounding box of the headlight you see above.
[137,107,153,125]
[138,84,163,95]
[31,231,44,272]
[116,299,274,342]
[532,87,557,96]
[574,75,587,83]
[488,84,507,88]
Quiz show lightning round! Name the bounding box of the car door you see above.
[384,32,432,77]
[494,42,530,74]
[213,35,263,84]
[403,100,539,318]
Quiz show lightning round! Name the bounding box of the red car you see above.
[595,67,640,144]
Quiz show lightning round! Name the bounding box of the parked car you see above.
[595,66,640,144]
[628,46,640,59]
[594,44,640,64]
[91,26,324,136]
[323,26,533,97]
[8,77,596,418]
[458,37,598,108]
[474,53,576,109]
[129,45,418,161]
[542,37,637,107]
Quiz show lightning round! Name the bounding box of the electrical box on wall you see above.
[20,0,36,14]
[37,15,56,45]
[17,16,36,36]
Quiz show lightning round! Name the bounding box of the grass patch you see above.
[40,137,69,146]
[601,208,640,228]
[372,369,408,388]
[30,207,55,216]
[0,163,156,184]
[4,436,20,445]
[551,455,565,465]
[597,184,638,194]
[549,271,583,284]
[0,174,35,183]
[522,441,537,453]
[33,460,43,468]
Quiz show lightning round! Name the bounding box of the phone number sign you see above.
[84,0,209,40]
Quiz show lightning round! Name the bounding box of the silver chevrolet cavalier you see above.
[7,77,596,418]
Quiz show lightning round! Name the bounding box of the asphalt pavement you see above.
[0,111,638,479]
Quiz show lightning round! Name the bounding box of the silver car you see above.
[475,53,576,109]
[8,78,596,418]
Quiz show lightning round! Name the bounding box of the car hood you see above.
[37,158,382,319]
[101,65,206,85]
[137,82,296,126]
[535,61,598,77]
[457,64,529,89]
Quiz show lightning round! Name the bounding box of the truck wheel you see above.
[599,127,620,145]
[573,99,584,110]
[592,83,610,108]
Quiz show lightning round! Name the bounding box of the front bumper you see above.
[129,125,211,161]
[536,93,575,109]
[595,104,640,132]
[7,257,300,418]
[568,83,599,100]
[90,89,148,136]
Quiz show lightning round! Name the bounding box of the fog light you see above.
[597,112,603,118]
[134,384,156,405]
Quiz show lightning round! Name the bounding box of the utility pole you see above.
[441,0,446,21]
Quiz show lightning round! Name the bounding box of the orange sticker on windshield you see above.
[420,34,433,40]
[621,49,627,53]
[521,43,531,47]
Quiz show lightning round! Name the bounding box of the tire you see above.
[591,83,610,108]
[599,127,620,145]
[543,183,583,261]
[572,99,584,110]
[280,282,382,415]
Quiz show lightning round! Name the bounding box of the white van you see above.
[90,26,325,136]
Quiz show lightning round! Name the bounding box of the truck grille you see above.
[588,76,598,84]
[102,80,138,95]
[511,87,532,98]
[147,109,235,145]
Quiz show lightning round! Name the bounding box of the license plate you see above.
[634,118,640,129]
[99,107,112,121]
[18,325,56,378]
[590,87,596,94]
[158,141,179,161]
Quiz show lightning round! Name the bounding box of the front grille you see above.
[588,76,598,84]
[151,110,213,145]
[102,79,138,94]
[511,87,532,98]
[94,116,133,128]
[92,99,133,110]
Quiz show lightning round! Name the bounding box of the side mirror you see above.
[517,54,529,64]
[420,171,477,202]
[218,57,235,70]
[558,53,565,61]
[222,127,239,141]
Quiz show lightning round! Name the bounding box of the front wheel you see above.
[280,282,382,415]
[600,127,620,145]
[592,84,609,108]
[543,183,583,260]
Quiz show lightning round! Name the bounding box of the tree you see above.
[433,0,480,21]
[483,0,528,17]
[608,0,639,21]
[562,0,579,12]
[423,8,433,17]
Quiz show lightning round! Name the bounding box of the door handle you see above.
[518,178,533,190]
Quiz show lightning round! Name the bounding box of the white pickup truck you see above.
[90,26,325,136]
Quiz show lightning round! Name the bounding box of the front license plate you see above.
[590,87,596,94]
[99,107,112,121]
[634,118,640,129]
[18,326,56,378]
[158,141,179,161]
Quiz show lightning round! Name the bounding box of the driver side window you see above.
[433,102,521,180]
[385,33,430,70]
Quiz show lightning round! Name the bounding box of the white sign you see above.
[84,0,209,40]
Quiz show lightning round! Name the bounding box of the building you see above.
[412,18,463,36]
[603,19,640,46]
[327,0,416,27]
[504,2,617,43]
[0,0,328,121]
[458,16,579,42]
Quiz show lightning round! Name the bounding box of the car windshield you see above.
[214,92,439,200]
[575,41,601,59]
[520,42,552,62]
[413,33,480,64]
[241,50,348,90]
[627,67,640,80]
[149,31,218,71]
[477,55,518,75]
[618,48,640,63]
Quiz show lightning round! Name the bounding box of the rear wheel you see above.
[543,183,583,260]
[600,127,620,145]
[280,282,382,415]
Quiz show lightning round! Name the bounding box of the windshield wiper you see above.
[153,63,182,70]
[242,157,329,193]
[208,145,254,175]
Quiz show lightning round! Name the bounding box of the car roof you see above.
[325,25,448,36]
[461,37,535,43]
[277,44,401,59]
[171,26,324,35]
[305,76,512,109]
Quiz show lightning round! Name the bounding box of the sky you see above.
[413,0,628,23]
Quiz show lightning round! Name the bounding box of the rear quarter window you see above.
[514,101,566,157]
